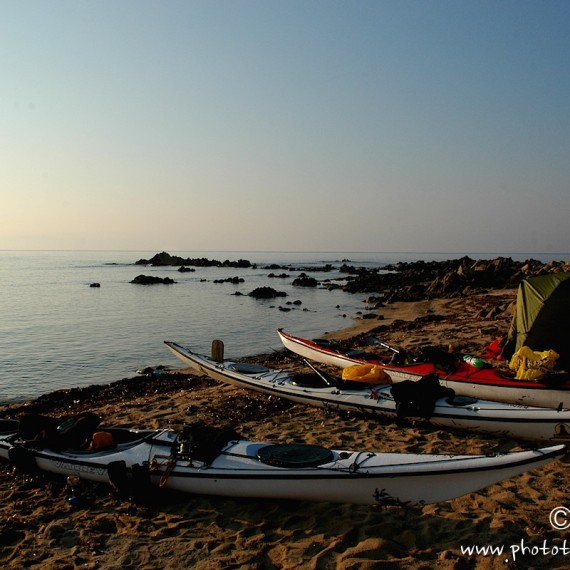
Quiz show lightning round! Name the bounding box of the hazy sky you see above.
[2,1,569,253]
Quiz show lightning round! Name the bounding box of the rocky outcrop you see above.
[131,252,569,303]
[248,287,287,299]
[342,257,570,302]
[136,252,253,268]
[292,273,318,287]
[130,275,176,285]
[213,277,244,284]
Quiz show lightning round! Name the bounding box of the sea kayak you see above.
[0,418,565,506]
[277,329,570,409]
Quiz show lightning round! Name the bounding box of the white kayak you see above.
[165,340,570,443]
[0,419,565,506]
[278,329,570,409]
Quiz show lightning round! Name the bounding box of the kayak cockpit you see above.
[257,443,334,468]
[6,413,165,454]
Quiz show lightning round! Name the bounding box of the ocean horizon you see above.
[1,249,568,404]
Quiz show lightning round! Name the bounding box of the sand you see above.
[1,289,569,569]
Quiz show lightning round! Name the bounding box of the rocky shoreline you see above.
[341,256,570,300]
[135,251,570,299]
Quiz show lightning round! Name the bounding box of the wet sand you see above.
[1,289,569,569]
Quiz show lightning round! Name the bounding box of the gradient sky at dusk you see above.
[2,1,569,253]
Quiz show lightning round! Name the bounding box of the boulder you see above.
[130,275,176,285]
[248,287,287,299]
[292,273,318,287]
[135,251,252,268]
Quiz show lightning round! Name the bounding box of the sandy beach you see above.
[1,289,569,569]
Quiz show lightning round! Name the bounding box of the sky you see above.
[1,1,569,254]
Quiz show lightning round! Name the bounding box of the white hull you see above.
[278,330,570,409]
[165,341,570,443]
[0,420,565,506]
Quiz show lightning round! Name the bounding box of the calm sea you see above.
[1,250,567,404]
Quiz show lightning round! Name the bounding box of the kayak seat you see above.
[229,363,270,374]
[257,443,334,468]
[335,378,374,390]
[313,339,337,347]
[290,373,331,388]
[67,429,154,453]
[345,350,378,360]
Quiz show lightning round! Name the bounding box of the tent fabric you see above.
[503,272,570,370]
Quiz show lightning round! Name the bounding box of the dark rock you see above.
[130,275,176,285]
[339,264,359,274]
[135,251,253,268]
[0,372,215,418]
[248,287,287,299]
[263,264,287,270]
[292,273,318,287]
[341,256,570,303]
[213,276,244,284]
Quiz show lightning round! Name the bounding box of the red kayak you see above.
[277,329,570,409]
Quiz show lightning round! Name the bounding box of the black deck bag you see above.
[415,346,460,374]
[55,412,101,449]
[18,412,101,450]
[390,373,455,420]
[183,422,241,465]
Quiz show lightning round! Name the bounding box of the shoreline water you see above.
[2,249,568,404]
[1,250,383,403]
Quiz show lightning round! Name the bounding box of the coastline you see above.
[2,251,568,403]
[2,288,570,569]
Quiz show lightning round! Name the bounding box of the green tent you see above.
[502,272,570,370]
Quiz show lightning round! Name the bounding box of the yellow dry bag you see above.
[509,346,560,380]
[341,363,391,384]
